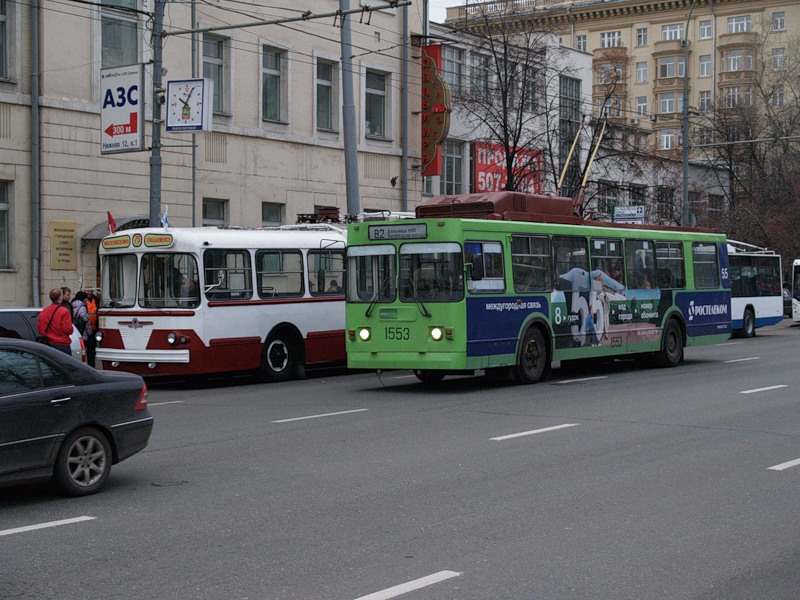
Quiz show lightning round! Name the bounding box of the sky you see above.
[428,0,466,24]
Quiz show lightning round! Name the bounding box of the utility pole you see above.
[339,0,361,215]
[681,0,698,227]
[149,0,165,228]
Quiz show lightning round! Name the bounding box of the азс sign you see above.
[100,64,145,155]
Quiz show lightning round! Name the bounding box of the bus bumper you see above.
[96,348,191,364]
[347,351,465,371]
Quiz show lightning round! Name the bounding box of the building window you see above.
[442,45,464,97]
[261,46,285,122]
[596,181,617,214]
[598,62,621,85]
[559,76,582,197]
[696,126,713,146]
[699,54,712,77]
[725,86,752,108]
[472,53,490,100]
[661,24,684,41]
[576,34,587,52]
[699,90,711,111]
[636,96,647,116]
[726,49,752,72]
[658,56,684,78]
[365,69,387,138]
[727,16,751,34]
[660,92,675,114]
[708,194,724,212]
[316,59,338,131]
[699,20,712,39]
[0,181,8,268]
[101,0,138,69]
[629,184,647,205]
[600,31,622,48]
[659,129,676,150]
[0,0,9,79]
[772,12,785,31]
[657,186,674,220]
[636,61,648,83]
[523,67,539,112]
[203,198,228,226]
[636,27,648,47]
[772,84,785,107]
[439,140,464,196]
[261,202,283,226]
[203,35,226,113]
[773,48,785,70]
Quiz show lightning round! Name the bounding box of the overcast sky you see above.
[428,0,466,23]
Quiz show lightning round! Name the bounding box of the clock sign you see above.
[165,78,213,132]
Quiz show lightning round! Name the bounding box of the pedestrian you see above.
[84,287,100,367]
[61,286,74,319]
[72,291,94,359]
[38,288,73,355]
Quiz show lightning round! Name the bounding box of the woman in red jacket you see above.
[37,288,74,355]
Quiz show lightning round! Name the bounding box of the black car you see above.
[0,339,153,496]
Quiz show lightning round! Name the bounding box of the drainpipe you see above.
[31,0,41,306]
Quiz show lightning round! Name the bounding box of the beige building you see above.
[0,1,424,307]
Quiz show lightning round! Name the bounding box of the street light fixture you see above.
[681,0,699,227]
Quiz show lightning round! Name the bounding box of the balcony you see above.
[652,39,685,58]
[593,46,629,60]
[448,0,572,21]
[592,83,628,97]
[653,76,685,93]
[718,69,755,85]
[717,31,758,50]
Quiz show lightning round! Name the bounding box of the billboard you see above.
[474,142,542,194]
[100,64,145,154]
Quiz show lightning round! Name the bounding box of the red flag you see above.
[107,211,117,234]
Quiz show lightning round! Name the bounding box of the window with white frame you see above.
[472,53,490,100]
[725,86,752,108]
[636,61,648,83]
[576,34,587,52]
[636,96,647,116]
[699,20,712,39]
[699,90,711,111]
[523,67,539,112]
[0,181,8,268]
[660,92,675,114]
[261,202,283,226]
[439,140,464,196]
[442,45,464,97]
[0,0,8,79]
[596,181,617,214]
[636,27,648,47]
[727,16,751,33]
[101,0,139,69]
[598,62,621,85]
[261,46,285,123]
[696,126,713,146]
[661,24,684,41]
[726,49,752,72]
[659,129,676,150]
[772,12,785,31]
[773,48,785,70]
[772,84,785,107]
[658,56,684,78]
[203,198,228,227]
[600,31,622,48]
[316,59,338,131]
[699,54,712,77]
[203,35,227,113]
[365,69,388,138]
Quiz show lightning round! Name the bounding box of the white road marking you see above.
[553,376,608,385]
[740,385,788,395]
[0,516,96,537]
[491,423,579,441]
[724,357,761,363]
[717,341,744,346]
[769,457,800,471]
[272,409,368,423]
[354,570,461,600]
[148,400,185,406]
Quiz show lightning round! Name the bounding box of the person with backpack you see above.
[72,291,93,352]
[37,288,73,355]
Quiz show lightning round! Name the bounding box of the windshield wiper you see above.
[365,276,393,317]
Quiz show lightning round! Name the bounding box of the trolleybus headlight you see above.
[358,328,371,341]
[167,332,178,345]
[430,327,444,341]
[95,330,104,343]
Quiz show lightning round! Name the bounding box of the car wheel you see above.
[742,308,755,338]
[257,333,297,382]
[655,319,683,368]
[512,326,548,384]
[413,369,445,384]
[53,427,112,496]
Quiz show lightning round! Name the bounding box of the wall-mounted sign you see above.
[420,45,451,177]
[474,142,542,194]
[614,205,646,224]
[165,79,214,132]
[100,64,145,154]
[50,221,77,270]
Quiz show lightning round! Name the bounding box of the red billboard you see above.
[474,142,542,194]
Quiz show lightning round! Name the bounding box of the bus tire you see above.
[257,332,298,382]
[741,308,756,338]
[656,318,683,368]
[513,326,548,384]
[413,369,445,384]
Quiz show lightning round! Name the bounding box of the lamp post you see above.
[681,0,699,227]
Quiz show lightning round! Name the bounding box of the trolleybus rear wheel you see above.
[742,308,755,338]
[513,326,548,384]
[656,318,683,368]
[258,333,297,382]
[413,369,446,384]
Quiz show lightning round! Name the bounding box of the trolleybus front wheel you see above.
[513,326,548,384]
[257,333,298,382]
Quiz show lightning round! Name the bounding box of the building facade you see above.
[0,0,424,307]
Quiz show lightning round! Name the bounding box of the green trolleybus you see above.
[345,192,732,383]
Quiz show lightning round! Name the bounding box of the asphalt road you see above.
[3,321,800,600]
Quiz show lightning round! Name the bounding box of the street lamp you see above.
[681,0,699,227]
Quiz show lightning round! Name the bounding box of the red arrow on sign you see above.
[104,112,138,137]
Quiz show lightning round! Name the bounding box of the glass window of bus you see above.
[512,235,550,292]
[139,253,200,308]
[655,241,686,289]
[754,256,781,296]
[203,250,253,300]
[590,238,624,287]
[399,242,464,301]
[308,250,346,295]
[464,241,503,293]
[729,255,751,297]
[255,250,303,298]
[625,240,655,290]
[553,236,589,292]
[101,253,137,308]
[346,244,396,303]
[692,242,720,289]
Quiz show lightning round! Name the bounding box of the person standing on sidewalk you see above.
[84,287,100,367]
[38,288,73,355]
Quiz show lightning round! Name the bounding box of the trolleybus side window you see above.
[512,235,550,292]
[655,241,685,289]
[730,255,781,297]
[692,242,720,289]
[346,245,396,303]
[308,250,346,295]
[590,238,624,287]
[203,249,253,300]
[102,253,137,308]
[552,236,588,292]
[465,241,504,293]
[625,240,655,290]
[139,253,200,308]
[256,250,303,298]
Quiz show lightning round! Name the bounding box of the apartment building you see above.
[0,1,423,306]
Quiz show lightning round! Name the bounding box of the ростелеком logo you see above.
[688,300,729,321]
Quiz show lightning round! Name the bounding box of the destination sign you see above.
[368,223,427,240]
